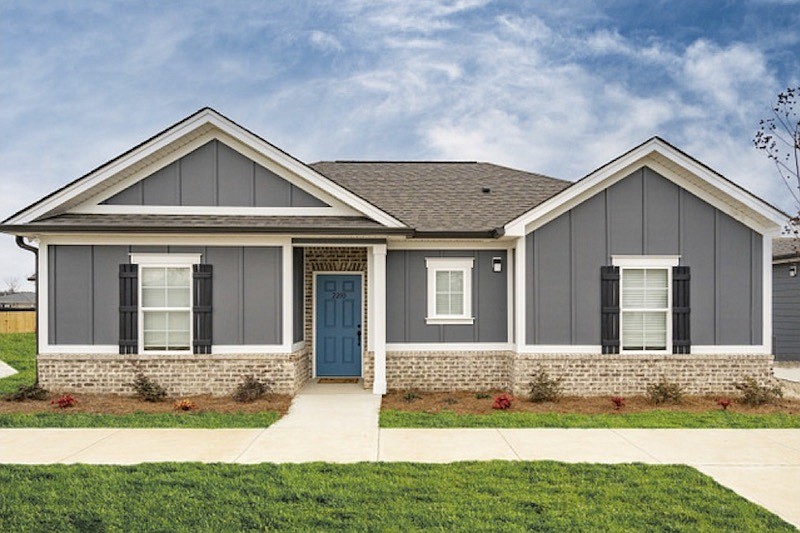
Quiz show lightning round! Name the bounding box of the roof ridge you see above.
[327,160,479,164]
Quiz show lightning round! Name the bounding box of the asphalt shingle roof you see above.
[310,161,571,233]
[774,237,800,260]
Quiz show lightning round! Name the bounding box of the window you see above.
[130,254,201,353]
[614,256,678,353]
[425,257,473,324]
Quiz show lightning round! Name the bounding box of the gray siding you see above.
[293,247,304,343]
[774,263,800,360]
[48,245,283,346]
[103,140,328,208]
[525,167,763,346]
[386,250,508,343]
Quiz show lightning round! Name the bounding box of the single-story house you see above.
[0,108,787,396]
[0,291,36,310]
[773,238,800,361]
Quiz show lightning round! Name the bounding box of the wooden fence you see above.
[0,310,36,334]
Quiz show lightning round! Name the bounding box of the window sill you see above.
[425,317,475,325]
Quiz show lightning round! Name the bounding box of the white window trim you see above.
[425,257,474,325]
[613,256,679,354]
[131,253,202,355]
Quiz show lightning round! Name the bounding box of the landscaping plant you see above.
[4,383,48,402]
[402,391,421,403]
[717,397,732,411]
[475,392,491,399]
[735,376,783,406]
[646,379,683,404]
[232,375,270,403]
[492,393,513,410]
[130,373,167,403]
[529,369,563,403]
[173,399,198,411]
[50,394,77,409]
[610,396,625,410]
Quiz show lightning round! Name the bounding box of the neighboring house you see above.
[773,238,800,361]
[0,291,36,310]
[0,108,787,396]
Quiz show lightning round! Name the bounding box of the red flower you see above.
[51,394,77,409]
[611,396,626,410]
[493,394,513,410]
[717,398,732,411]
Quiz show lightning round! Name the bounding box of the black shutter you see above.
[601,266,620,354]
[672,266,691,354]
[119,264,138,354]
[193,264,213,355]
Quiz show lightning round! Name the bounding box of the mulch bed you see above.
[1,392,292,415]
[382,391,800,415]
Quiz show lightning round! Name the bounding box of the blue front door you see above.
[316,274,362,376]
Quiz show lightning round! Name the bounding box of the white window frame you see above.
[612,256,679,354]
[130,253,201,355]
[425,257,474,325]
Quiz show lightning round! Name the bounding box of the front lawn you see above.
[0,333,36,394]
[0,462,792,531]
[0,411,281,428]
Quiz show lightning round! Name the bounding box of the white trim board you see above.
[386,343,513,352]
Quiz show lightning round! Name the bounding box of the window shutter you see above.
[119,264,138,354]
[193,264,213,355]
[672,266,691,354]
[601,266,620,354]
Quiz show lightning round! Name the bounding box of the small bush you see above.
[475,392,491,400]
[529,369,563,403]
[403,391,421,403]
[443,396,459,406]
[646,379,683,404]
[131,373,167,403]
[232,375,269,403]
[610,396,626,410]
[50,394,77,409]
[717,397,732,411]
[5,384,49,402]
[492,393,513,410]
[734,376,783,406]
[173,399,198,411]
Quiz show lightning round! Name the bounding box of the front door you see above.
[316,274,362,376]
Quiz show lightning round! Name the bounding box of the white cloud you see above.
[309,30,344,53]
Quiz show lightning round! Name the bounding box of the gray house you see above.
[773,238,800,361]
[0,108,787,396]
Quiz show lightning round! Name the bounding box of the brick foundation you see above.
[38,347,310,396]
[382,351,513,392]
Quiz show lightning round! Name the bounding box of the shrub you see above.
[173,399,198,411]
[50,394,77,409]
[717,397,732,411]
[492,393,513,410]
[403,391,421,403]
[5,384,49,402]
[610,396,626,410]
[232,375,270,403]
[443,396,459,406]
[734,376,783,406]
[131,373,167,403]
[475,392,491,400]
[646,379,683,404]
[529,369,563,403]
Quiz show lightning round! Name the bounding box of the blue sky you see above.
[1,0,799,288]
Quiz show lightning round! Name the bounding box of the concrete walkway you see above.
[0,383,798,526]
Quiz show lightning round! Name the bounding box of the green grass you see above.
[0,333,36,394]
[0,411,280,428]
[0,462,792,531]
[381,409,800,428]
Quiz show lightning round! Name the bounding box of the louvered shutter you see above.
[193,264,213,355]
[601,266,620,354]
[672,266,691,354]
[119,264,138,354]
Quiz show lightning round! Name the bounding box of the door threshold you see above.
[317,377,361,384]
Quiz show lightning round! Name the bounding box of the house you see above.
[0,291,36,310]
[0,108,787,396]
[773,238,800,361]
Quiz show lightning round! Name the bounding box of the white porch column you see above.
[371,244,387,395]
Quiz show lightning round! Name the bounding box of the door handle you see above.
[357,324,362,346]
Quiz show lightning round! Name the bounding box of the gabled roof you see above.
[310,161,570,234]
[503,136,789,237]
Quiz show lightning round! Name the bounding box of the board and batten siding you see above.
[386,250,508,343]
[773,262,800,360]
[525,167,763,346]
[102,140,328,207]
[48,245,283,346]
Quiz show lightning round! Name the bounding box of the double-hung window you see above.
[614,256,678,353]
[425,257,474,324]
[131,254,201,353]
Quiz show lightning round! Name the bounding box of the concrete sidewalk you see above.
[0,383,797,526]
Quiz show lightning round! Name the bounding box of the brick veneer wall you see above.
[379,351,513,392]
[38,347,310,396]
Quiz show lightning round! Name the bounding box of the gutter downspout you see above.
[15,236,39,384]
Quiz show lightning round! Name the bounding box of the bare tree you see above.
[3,276,20,294]
[754,86,800,238]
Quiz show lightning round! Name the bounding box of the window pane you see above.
[643,311,667,350]
[623,268,668,309]
[435,271,450,294]
[142,267,165,286]
[166,287,190,307]
[168,311,190,332]
[449,271,463,292]
[144,331,167,351]
[622,311,645,350]
[167,330,190,350]
[142,287,166,308]
[167,268,190,287]
[449,293,464,315]
[143,311,168,330]
[435,293,450,315]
